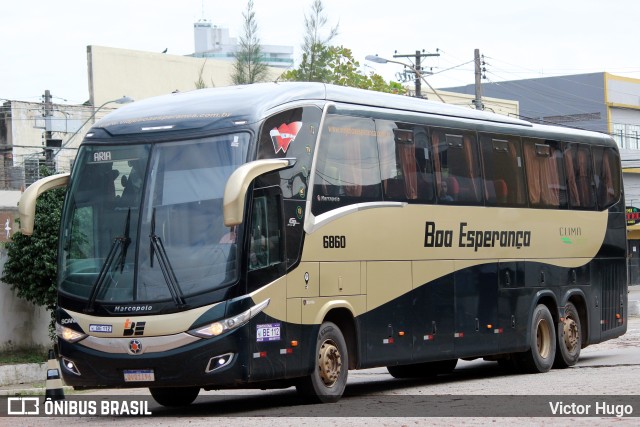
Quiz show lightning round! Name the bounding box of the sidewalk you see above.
[1,286,638,397]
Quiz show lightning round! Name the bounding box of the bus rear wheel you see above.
[554,302,582,368]
[516,304,556,373]
[296,321,348,403]
[149,386,200,407]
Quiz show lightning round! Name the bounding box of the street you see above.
[10,309,640,426]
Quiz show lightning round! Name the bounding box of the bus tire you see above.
[553,302,581,368]
[149,386,200,407]
[296,321,348,403]
[516,304,556,373]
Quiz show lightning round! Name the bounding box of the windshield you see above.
[59,133,250,305]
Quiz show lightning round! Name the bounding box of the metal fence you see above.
[0,151,75,191]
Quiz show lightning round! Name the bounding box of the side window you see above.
[431,128,482,205]
[592,146,621,209]
[248,191,283,272]
[564,143,596,210]
[311,115,382,216]
[377,121,434,203]
[258,107,321,268]
[479,134,526,206]
[523,139,567,209]
[258,107,320,199]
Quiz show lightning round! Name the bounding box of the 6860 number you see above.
[323,235,346,249]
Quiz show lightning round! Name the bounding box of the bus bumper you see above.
[57,332,247,389]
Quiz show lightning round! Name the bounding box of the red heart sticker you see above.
[270,121,302,154]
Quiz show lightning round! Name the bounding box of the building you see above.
[442,72,640,149]
[191,19,294,69]
[0,99,95,189]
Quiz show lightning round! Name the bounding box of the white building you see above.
[191,19,294,69]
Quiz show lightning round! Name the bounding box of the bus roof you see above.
[92,83,525,134]
[91,82,613,146]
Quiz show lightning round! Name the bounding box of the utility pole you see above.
[43,90,54,165]
[393,50,439,98]
[473,49,484,110]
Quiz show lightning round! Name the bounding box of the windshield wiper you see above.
[85,209,132,313]
[149,208,187,308]
[118,208,132,273]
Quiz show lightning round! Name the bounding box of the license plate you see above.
[256,323,281,342]
[123,369,155,382]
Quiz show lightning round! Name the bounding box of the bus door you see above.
[245,186,289,381]
[364,262,414,366]
[454,261,499,357]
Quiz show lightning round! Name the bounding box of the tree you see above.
[2,167,65,340]
[195,58,215,89]
[279,1,403,94]
[232,0,269,85]
[282,45,406,95]
[288,0,339,82]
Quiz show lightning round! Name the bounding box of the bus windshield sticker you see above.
[256,323,281,342]
[270,122,302,154]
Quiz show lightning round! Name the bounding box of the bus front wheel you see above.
[516,304,556,373]
[296,321,348,403]
[149,386,200,407]
[554,302,582,368]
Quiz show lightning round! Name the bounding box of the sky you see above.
[1,0,639,105]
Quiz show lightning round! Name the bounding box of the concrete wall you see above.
[0,191,51,349]
[88,45,283,108]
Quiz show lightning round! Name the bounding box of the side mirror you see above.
[18,173,70,235]
[223,159,295,226]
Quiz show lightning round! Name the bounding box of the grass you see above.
[0,347,49,365]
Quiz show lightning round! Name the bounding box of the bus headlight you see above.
[56,323,88,343]
[189,299,270,338]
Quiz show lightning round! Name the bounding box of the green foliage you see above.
[281,45,406,95]
[2,167,65,340]
[232,0,269,85]
[0,346,48,365]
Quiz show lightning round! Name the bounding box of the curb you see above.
[0,385,74,397]
[0,363,46,387]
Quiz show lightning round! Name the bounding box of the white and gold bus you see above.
[20,83,627,406]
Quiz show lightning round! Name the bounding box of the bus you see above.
[19,82,627,406]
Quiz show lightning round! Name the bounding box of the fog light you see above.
[205,353,234,373]
[61,358,81,376]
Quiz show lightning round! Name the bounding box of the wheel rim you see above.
[536,318,552,359]
[317,339,342,387]
[563,317,579,353]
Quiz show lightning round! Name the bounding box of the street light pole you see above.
[365,54,446,103]
[53,96,134,158]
